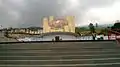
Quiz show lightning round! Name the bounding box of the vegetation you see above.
[89,23,95,33]
[99,28,108,35]
[75,23,111,36]
[111,20,120,29]
[75,27,90,36]
[111,20,120,32]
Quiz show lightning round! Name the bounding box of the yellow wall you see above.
[66,16,75,33]
[43,17,49,33]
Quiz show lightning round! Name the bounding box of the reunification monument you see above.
[43,16,75,33]
[42,16,77,41]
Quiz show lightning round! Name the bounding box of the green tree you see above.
[111,20,120,32]
[100,28,108,35]
[112,20,120,29]
[89,23,95,33]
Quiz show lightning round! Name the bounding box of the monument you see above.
[43,16,75,33]
[42,16,77,41]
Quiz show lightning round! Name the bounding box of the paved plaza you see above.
[0,41,120,67]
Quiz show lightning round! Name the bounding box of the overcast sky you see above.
[0,0,120,28]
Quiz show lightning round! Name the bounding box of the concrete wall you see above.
[42,34,77,41]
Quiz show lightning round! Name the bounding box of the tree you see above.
[113,20,120,29]
[100,28,108,35]
[111,20,120,32]
[89,23,95,33]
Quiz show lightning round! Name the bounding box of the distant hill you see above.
[28,27,43,29]
[76,24,113,28]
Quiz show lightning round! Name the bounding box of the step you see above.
[0,63,120,67]
[1,48,120,52]
[1,58,120,64]
[1,50,120,53]
[1,52,120,56]
[0,42,117,49]
[0,41,119,67]
[1,54,120,60]
[1,45,118,49]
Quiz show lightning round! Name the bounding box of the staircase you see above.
[0,41,120,67]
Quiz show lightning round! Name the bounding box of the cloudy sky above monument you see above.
[0,0,120,28]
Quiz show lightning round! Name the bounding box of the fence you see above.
[108,30,120,40]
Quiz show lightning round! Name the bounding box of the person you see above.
[116,39,120,45]
[55,36,60,41]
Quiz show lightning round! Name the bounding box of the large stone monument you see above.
[43,16,75,33]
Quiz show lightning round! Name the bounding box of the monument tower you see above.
[43,16,75,33]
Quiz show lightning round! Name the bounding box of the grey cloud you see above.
[0,0,21,27]
[0,0,119,28]
[81,0,115,8]
[18,0,67,27]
